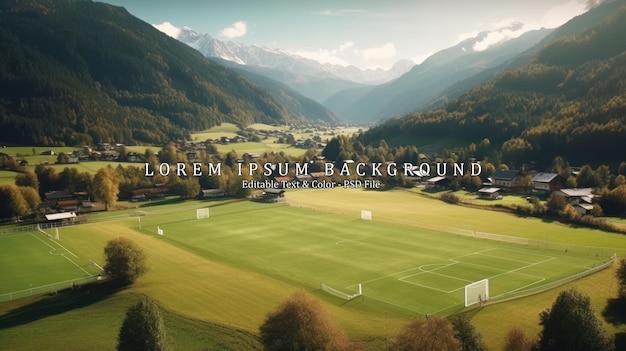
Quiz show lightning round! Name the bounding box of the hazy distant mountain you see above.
[155,25,414,102]
[210,58,339,124]
[360,0,626,167]
[427,0,626,110]
[324,24,553,122]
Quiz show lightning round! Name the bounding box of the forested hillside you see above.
[360,2,626,168]
[0,0,304,146]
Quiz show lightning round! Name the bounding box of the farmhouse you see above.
[486,169,524,191]
[478,187,502,199]
[532,172,565,195]
[574,203,594,215]
[560,188,595,205]
[426,176,450,189]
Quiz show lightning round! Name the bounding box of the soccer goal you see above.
[465,279,489,307]
[196,208,210,219]
[321,283,362,301]
[360,210,372,220]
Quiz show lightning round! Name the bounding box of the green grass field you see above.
[0,230,101,300]
[1,190,626,350]
[127,201,608,317]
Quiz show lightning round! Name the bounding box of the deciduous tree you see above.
[451,314,487,351]
[259,291,360,351]
[391,317,461,351]
[503,327,534,351]
[117,296,170,351]
[104,237,148,285]
[534,288,614,351]
[93,165,120,210]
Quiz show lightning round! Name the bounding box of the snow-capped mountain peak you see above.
[152,22,413,85]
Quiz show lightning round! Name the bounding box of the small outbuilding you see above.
[478,187,502,199]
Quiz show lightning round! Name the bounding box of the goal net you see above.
[321,283,362,301]
[196,208,210,219]
[360,210,372,220]
[465,279,489,307]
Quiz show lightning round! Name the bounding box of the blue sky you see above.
[101,0,599,69]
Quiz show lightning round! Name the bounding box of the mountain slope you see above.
[427,0,626,110]
[210,58,339,124]
[360,1,626,167]
[325,26,552,122]
[0,0,308,146]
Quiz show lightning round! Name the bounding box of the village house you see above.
[426,176,450,189]
[485,169,525,192]
[478,187,502,200]
[532,172,566,196]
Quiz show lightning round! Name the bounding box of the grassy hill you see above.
[0,0,324,147]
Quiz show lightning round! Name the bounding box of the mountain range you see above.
[359,0,626,168]
[160,25,415,103]
[0,0,337,146]
[323,25,553,121]
[161,21,559,123]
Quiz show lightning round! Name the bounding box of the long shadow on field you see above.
[0,280,123,329]
[602,297,626,326]
[615,332,626,350]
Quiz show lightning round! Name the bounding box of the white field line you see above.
[29,233,91,276]
[396,249,555,294]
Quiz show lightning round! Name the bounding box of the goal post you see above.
[321,283,362,301]
[465,279,489,307]
[196,208,210,219]
[360,210,372,220]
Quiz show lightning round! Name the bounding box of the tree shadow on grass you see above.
[0,280,125,329]
[615,332,626,350]
[602,298,626,326]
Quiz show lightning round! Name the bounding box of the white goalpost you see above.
[321,283,362,301]
[360,210,372,220]
[465,279,489,307]
[196,208,210,220]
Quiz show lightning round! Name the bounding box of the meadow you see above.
[1,189,626,350]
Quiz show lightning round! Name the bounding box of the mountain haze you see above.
[0,0,332,146]
[163,25,414,102]
[360,0,626,168]
[428,0,626,110]
[324,25,552,122]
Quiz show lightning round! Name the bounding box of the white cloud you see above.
[339,41,355,52]
[458,1,588,52]
[153,21,182,39]
[456,30,480,43]
[293,41,357,66]
[472,23,527,52]
[219,21,248,40]
[293,48,351,66]
[361,43,396,61]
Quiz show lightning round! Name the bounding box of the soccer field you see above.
[0,230,102,300]
[133,201,610,316]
